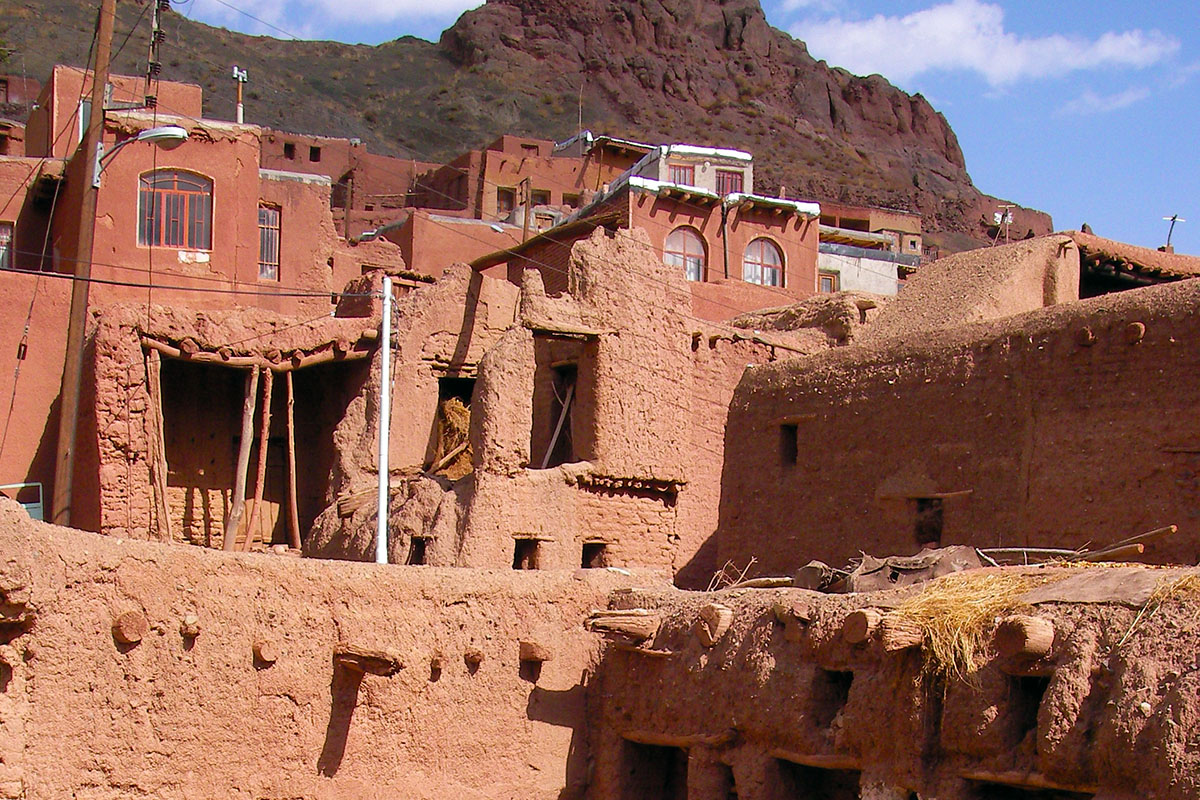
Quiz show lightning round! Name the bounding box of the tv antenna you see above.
[1163,214,1185,250]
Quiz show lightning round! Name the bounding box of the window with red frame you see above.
[668,163,695,186]
[138,170,212,250]
[716,169,744,195]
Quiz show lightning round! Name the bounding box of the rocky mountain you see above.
[0,0,1051,247]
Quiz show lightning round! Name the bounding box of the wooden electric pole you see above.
[52,0,116,526]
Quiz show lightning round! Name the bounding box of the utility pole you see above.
[998,204,1016,244]
[232,65,247,124]
[375,276,392,565]
[520,177,532,243]
[53,0,116,527]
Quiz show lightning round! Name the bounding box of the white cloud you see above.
[791,0,1179,87]
[185,0,483,39]
[780,0,837,11]
[1058,87,1150,115]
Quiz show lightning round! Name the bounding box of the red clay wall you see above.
[628,192,819,321]
[0,272,69,505]
[26,67,202,159]
[396,211,522,277]
[590,574,1200,800]
[719,278,1200,575]
[0,504,652,800]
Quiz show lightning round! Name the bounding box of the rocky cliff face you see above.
[437,0,1050,244]
[0,0,1050,245]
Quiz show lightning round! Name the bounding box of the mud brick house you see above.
[388,133,646,275]
[719,233,1200,574]
[0,67,410,536]
[473,142,823,322]
[259,128,440,239]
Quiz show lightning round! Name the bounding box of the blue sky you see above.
[178,0,1199,252]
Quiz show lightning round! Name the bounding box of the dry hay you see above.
[1116,571,1200,647]
[434,397,473,480]
[892,571,1051,683]
[707,558,757,592]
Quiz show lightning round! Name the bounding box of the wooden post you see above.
[284,371,302,550]
[881,614,925,651]
[843,608,882,644]
[995,615,1055,659]
[145,349,172,543]
[242,369,274,551]
[223,367,260,551]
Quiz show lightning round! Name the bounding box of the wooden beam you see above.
[223,367,260,551]
[284,371,302,551]
[960,770,1099,794]
[623,729,736,749]
[770,749,861,771]
[242,370,274,551]
[334,644,403,676]
[145,349,172,543]
[139,336,372,374]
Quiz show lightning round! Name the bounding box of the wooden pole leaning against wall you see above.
[145,349,172,543]
[285,371,302,550]
[223,367,260,551]
[242,370,274,551]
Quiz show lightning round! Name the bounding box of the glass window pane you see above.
[744,238,783,286]
[0,222,12,270]
[664,227,705,282]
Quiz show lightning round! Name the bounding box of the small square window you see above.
[530,189,551,207]
[497,187,516,215]
[818,271,839,293]
[283,142,296,159]
[407,537,429,565]
[562,193,581,208]
[581,542,608,569]
[513,538,540,570]
[309,145,321,162]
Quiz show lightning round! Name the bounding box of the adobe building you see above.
[0,66,411,532]
[474,143,822,322]
[259,128,440,239]
[718,233,1200,574]
[7,55,1200,800]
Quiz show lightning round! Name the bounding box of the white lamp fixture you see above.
[93,125,190,187]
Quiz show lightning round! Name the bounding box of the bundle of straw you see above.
[891,572,1046,682]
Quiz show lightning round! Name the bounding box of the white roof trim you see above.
[662,143,753,162]
[626,175,721,199]
[726,193,820,217]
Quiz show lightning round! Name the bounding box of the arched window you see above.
[664,227,705,282]
[743,238,783,287]
[138,170,212,250]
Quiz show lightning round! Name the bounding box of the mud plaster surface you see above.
[0,500,662,799]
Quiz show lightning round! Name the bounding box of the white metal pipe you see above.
[375,276,392,564]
